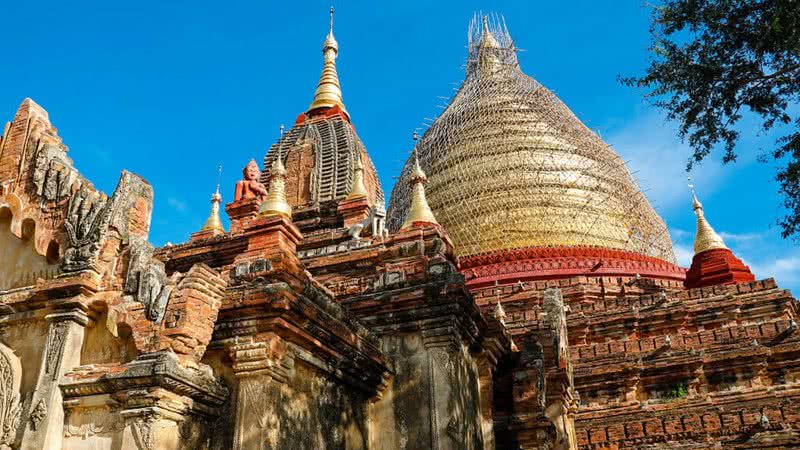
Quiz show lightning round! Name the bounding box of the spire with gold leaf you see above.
[192,165,226,241]
[402,132,439,229]
[260,131,293,218]
[308,6,349,118]
[689,183,727,254]
[684,180,754,288]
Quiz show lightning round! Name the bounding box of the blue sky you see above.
[1,1,797,292]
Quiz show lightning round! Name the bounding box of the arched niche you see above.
[0,209,60,291]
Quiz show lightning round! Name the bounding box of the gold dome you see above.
[387,15,675,262]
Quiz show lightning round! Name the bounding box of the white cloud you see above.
[670,228,692,240]
[607,112,724,214]
[719,231,763,243]
[167,197,188,213]
[673,243,694,267]
[745,253,800,288]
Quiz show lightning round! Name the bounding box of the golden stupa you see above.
[387,16,675,261]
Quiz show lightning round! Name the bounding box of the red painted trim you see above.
[684,248,755,289]
[458,245,686,288]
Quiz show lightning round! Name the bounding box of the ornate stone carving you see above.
[140,266,175,323]
[62,185,110,272]
[347,206,387,240]
[62,171,154,273]
[107,171,154,239]
[45,321,68,380]
[0,344,22,449]
[544,288,570,372]
[124,239,176,324]
[63,409,125,439]
[234,160,268,202]
[124,238,155,292]
[29,399,46,431]
[542,288,577,450]
[129,415,156,450]
[241,381,278,449]
[32,143,81,203]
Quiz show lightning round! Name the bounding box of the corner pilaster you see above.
[227,335,290,450]
[20,309,89,450]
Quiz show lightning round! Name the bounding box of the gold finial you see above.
[478,15,502,73]
[346,153,369,200]
[259,157,292,218]
[308,6,348,117]
[201,165,225,234]
[401,149,438,229]
[688,180,727,254]
[480,15,500,48]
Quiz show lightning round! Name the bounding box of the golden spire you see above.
[401,142,439,229]
[259,156,292,218]
[480,15,500,49]
[478,16,502,73]
[308,6,348,117]
[689,183,727,254]
[346,153,368,200]
[201,165,225,234]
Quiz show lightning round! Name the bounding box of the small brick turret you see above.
[684,189,755,289]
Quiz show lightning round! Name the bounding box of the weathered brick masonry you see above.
[0,11,798,450]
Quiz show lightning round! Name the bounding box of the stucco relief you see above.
[63,408,124,440]
[0,343,22,450]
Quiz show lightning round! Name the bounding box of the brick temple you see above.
[0,10,798,450]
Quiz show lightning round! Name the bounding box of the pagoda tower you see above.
[684,188,755,288]
[387,16,684,287]
[259,7,385,235]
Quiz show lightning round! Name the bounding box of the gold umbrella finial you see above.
[308,6,348,117]
[200,165,225,234]
[402,135,438,229]
[259,157,292,218]
[688,178,727,254]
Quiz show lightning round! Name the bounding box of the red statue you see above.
[234,160,268,202]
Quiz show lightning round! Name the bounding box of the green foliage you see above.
[664,383,689,400]
[622,0,800,237]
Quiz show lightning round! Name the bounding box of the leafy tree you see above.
[622,0,800,237]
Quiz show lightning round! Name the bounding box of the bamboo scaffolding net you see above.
[387,15,676,262]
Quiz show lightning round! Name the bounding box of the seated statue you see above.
[234,160,268,202]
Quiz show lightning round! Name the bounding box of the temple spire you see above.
[689,184,727,254]
[200,165,225,235]
[480,15,500,49]
[402,135,439,229]
[260,157,292,218]
[308,6,348,118]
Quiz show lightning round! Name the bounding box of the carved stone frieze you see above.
[63,408,125,439]
[128,414,156,450]
[44,321,68,380]
[29,399,46,431]
[0,344,22,448]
